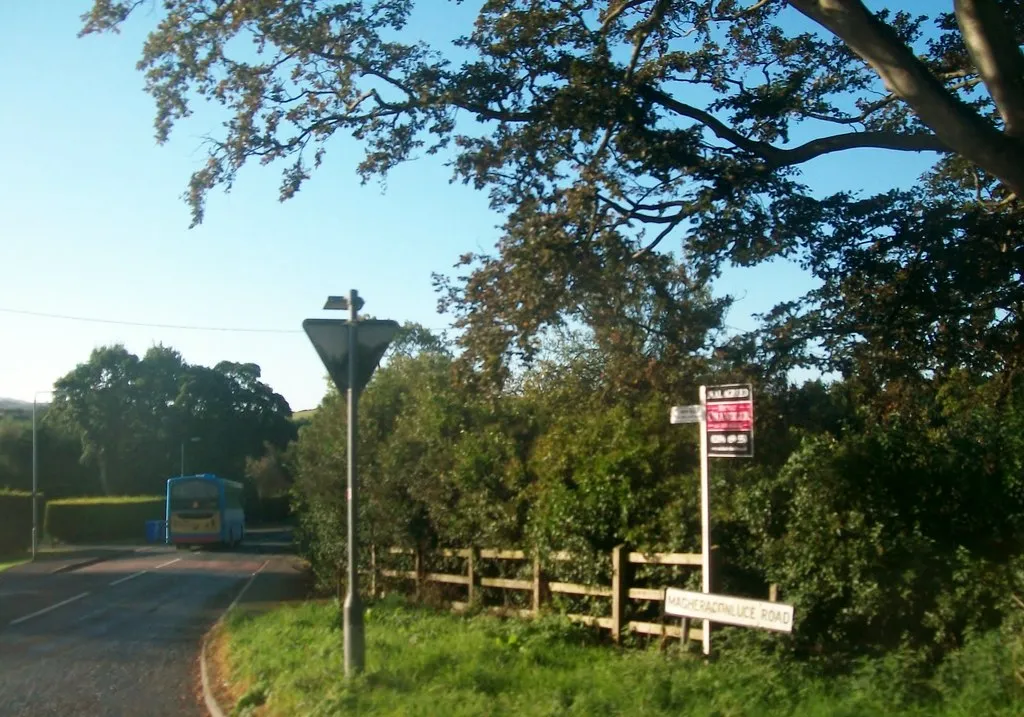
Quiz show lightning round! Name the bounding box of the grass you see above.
[0,554,28,572]
[219,597,1022,717]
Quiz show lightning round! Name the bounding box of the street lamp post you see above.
[31,389,54,561]
[180,436,201,477]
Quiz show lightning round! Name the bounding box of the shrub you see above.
[0,489,32,553]
[44,495,164,544]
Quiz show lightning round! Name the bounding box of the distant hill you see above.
[0,398,50,418]
[292,408,318,422]
[0,398,32,410]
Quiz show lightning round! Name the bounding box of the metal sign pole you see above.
[344,289,365,676]
[303,293,400,679]
[699,384,711,656]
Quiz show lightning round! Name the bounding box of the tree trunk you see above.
[788,0,1024,197]
[98,450,111,496]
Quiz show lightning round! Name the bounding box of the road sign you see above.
[302,318,400,393]
[670,405,704,424]
[664,588,794,633]
[705,383,754,458]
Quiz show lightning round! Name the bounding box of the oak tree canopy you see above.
[81,1,1024,380]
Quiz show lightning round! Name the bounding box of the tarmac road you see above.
[0,529,297,717]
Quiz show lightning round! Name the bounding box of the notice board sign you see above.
[706,383,753,458]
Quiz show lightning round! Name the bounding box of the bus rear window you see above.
[170,480,220,511]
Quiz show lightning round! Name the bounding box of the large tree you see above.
[51,345,295,495]
[80,1,1024,378]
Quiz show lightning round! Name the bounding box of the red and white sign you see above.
[705,403,753,431]
[705,383,754,458]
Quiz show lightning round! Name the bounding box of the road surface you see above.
[0,529,297,717]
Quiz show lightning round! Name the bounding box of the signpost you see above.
[665,588,794,633]
[670,382,756,655]
[303,290,399,678]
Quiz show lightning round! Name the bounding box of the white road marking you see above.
[109,570,147,586]
[153,557,182,570]
[9,591,90,626]
[8,554,248,628]
[108,556,180,586]
[228,559,269,612]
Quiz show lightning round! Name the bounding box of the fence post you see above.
[414,545,424,601]
[467,547,478,606]
[611,545,629,643]
[532,552,546,615]
[769,583,778,603]
[370,545,377,599]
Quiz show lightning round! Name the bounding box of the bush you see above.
[45,496,164,544]
[0,489,32,554]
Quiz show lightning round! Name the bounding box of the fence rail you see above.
[367,543,757,644]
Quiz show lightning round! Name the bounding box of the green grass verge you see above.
[0,555,28,572]
[221,597,1022,717]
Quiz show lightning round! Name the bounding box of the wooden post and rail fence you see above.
[357,544,779,644]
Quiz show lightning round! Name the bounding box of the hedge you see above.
[44,496,164,544]
[0,490,31,554]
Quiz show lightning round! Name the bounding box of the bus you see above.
[165,474,245,549]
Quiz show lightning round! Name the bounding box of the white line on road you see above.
[153,557,182,570]
[108,557,180,586]
[9,592,90,626]
[228,559,269,612]
[109,570,147,586]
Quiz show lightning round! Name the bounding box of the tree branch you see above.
[599,0,648,33]
[786,0,1024,196]
[639,86,782,158]
[713,0,780,22]
[641,85,948,166]
[953,0,1024,138]
[632,218,684,258]
[782,128,948,163]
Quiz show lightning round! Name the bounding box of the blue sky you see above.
[0,2,937,411]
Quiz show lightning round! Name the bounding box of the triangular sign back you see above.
[303,318,400,393]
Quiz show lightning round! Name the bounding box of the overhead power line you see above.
[0,306,303,333]
[0,306,454,334]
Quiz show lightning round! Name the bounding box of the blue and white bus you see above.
[165,474,245,549]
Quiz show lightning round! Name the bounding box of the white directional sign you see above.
[664,588,794,633]
[670,405,704,424]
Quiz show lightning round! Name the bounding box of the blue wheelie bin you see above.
[145,519,167,544]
